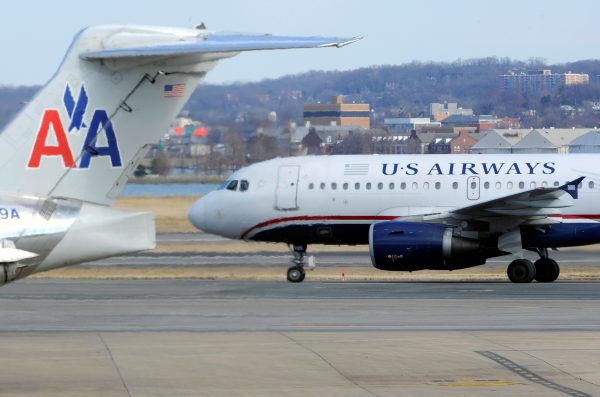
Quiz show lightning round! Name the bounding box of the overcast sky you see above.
[1,0,599,85]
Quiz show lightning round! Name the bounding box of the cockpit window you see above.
[240,180,249,192]
[226,180,238,191]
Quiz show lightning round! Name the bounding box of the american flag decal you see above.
[344,163,369,175]
[164,83,185,98]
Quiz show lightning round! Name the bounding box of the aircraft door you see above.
[467,176,480,200]
[275,165,300,210]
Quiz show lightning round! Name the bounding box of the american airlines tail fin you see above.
[0,25,358,205]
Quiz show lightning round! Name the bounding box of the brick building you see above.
[304,95,370,129]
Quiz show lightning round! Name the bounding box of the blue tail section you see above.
[559,177,585,199]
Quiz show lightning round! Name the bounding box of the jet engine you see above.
[369,221,490,271]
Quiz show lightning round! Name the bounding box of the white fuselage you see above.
[189,153,600,244]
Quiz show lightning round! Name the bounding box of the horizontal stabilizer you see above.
[81,34,362,60]
[0,24,360,205]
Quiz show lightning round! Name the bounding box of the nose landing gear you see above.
[287,244,307,283]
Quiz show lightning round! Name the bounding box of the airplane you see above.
[0,24,359,287]
[188,153,599,283]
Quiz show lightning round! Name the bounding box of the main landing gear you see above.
[507,248,560,283]
[286,244,314,283]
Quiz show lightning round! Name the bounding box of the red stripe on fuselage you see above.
[240,215,397,239]
[240,214,600,239]
[549,215,600,219]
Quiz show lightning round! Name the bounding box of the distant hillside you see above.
[3,58,600,133]
[185,58,600,132]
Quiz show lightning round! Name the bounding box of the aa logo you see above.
[27,83,122,169]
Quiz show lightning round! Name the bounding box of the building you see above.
[383,117,441,132]
[303,95,370,129]
[430,102,473,121]
[470,131,512,154]
[371,130,422,154]
[568,130,600,153]
[500,69,589,92]
[499,128,590,153]
[497,117,521,129]
[511,130,558,154]
[427,137,453,154]
[450,130,478,154]
[440,114,498,132]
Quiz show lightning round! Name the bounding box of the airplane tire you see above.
[507,259,536,283]
[287,266,305,283]
[534,258,560,283]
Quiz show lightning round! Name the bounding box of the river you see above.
[120,183,220,197]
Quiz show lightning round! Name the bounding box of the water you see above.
[120,183,220,197]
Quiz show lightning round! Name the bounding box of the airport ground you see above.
[1,196,599,396]
[1,280,599,397]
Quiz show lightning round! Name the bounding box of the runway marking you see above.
[431,379,518,387]
[476,351,592,397]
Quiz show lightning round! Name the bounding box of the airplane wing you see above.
[400,177,585,231]
[80,34,362,60]
[450,177,584,221]
[394,177,585,255]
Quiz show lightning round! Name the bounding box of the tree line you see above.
[2,57,600,134]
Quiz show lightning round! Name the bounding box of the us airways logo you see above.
[381,161,556,176]
[27,83,122,169]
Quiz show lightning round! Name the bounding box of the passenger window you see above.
[389,182,395,190]
[354,182,360,190]
[412,182,418,190]
[470,181,476,189]
[331,182,337,190]
[484,182,490,189]
[309,183,314,190]
[320,182,326,190]
[542,181,548,187]
[378,182,383,190]
[530,182,537,189]
[226,180,238,191]
[401,182,407,190]
[590,181,595,189]
[239,180,249,192]
[423,182,430,190]
[507,181,513,189]
[553,181,560,187]
[366,182,372,190]
[495,182,501,189]
[343,183,349,190]
[519,181,525,189]
[452,182,458,190]
[435,182,441,190]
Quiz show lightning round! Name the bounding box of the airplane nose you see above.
[188,198,207,230]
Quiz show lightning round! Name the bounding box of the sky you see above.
[1,0,599,86]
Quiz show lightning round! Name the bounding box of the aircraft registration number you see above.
[0,208,20,219]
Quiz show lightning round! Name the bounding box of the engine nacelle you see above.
[369,221,487,271]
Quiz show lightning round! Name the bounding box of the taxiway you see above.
[0,280,598,396]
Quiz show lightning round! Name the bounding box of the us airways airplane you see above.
[0,24,358,287]
[189,154,596,283]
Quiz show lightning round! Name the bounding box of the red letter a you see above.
[28,110,75,168]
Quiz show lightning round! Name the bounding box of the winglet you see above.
[319,36,363,48]
[559,177,585,199]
